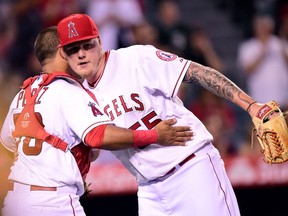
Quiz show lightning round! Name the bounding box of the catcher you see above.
[249,101,288,164]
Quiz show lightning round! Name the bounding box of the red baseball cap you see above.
[57,14,99,47]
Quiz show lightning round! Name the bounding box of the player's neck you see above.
[42,57,69,74]
[88,51,109,87]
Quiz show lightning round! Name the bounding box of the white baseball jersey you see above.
[0,75,113,195]
[83,45,213,183]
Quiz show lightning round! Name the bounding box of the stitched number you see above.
[142,111,162,129]
[129,111,161,149]
[22,137,43,155]
[13,113,44,156]
[129,111,161,130]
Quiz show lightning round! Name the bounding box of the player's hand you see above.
[155,118,193,146]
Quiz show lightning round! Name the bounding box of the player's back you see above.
[0,75,105,193]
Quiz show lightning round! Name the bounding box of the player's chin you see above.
[76,67,91,78]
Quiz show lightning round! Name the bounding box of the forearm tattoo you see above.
[184,62,243,102]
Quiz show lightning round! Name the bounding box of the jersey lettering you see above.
[36,86,49,104]
[112,98,122,117]
[103,94,144,121]
[103,104,115,120]
[16,87,49,108]
[131,93,144,111]
[16,90,26,108]
[119,95,132,113]
[88,102,103,117]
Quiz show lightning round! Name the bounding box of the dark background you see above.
[81,186,288,216]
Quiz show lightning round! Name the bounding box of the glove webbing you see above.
[251,110,288,162]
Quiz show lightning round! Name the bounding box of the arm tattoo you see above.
[183,62,242,102]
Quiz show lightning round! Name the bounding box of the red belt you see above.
[8,182,57,191]
[155,153,196,181]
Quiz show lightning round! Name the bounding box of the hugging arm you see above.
[85,119,193,150]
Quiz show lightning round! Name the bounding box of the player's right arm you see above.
[84,118,193,150]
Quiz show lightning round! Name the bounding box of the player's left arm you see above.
[183,61,262,117]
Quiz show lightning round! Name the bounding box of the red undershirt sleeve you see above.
[84,125,107,148]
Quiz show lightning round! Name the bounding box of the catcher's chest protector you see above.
[12,72,77,152]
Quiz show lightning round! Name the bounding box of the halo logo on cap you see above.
[57,14,99,47]
[68,21,79,38]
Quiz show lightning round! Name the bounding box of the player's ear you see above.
[97,36,105,52]
[59,48,67,60]
[97,36,102,46]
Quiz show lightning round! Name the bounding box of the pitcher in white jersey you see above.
[57,14,270,216]
[0,26,193,216]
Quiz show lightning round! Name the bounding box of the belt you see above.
[8,181,57,191]
[153,153,196,181]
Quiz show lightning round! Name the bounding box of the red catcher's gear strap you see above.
[12,72,79,152]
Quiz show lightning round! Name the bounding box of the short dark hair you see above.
[34,26,60,66]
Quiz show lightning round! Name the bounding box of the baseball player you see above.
[0,26,193,216]
[57,14,266,216]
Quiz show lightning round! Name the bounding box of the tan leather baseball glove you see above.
[251,101,288,164]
